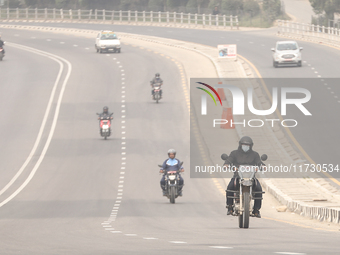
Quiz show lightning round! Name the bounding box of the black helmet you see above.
[168,149,176,157]
[155,73,160,78]
[103,106,108,114]
[239,136,253,147]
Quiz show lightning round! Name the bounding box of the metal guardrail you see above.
[0,8,239,29]
[278,20,340,47]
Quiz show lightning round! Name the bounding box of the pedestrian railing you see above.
[277,20,340,47]
[0,8,239,29]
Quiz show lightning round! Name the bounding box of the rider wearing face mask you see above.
[224,136,264,218]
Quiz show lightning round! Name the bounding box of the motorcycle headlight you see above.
[168,175,176,181]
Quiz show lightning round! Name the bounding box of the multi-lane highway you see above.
[0,25,340,254]
[4,22,340,176]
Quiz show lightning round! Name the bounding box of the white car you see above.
[95,30,121,53]
[272,41,302,67]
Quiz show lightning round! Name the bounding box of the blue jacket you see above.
[161,158,183,172]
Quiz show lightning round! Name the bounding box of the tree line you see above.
[3,0,280,16]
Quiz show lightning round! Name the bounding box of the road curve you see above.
[0,28,339,255]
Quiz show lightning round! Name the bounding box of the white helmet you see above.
[167,149,176,156]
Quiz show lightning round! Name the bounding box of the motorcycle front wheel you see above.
[170,186,176,204]
[242,191,250,228]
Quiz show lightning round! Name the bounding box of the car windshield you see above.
[277,43,298,51]
[100,33,118,40]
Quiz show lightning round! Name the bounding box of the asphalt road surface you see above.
[0,27,339,254]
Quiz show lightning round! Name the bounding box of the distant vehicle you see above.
[271,41,303,68]
[96,113,113,140]
[95,31,121,53]
[152,82,162,103]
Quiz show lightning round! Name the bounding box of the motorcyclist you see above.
[0,35,5,55]
[160,149,184,196]
[97,106,113,129]
[224,136,265,218]
[150,73,163,98]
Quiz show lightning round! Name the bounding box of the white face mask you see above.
[242,145,250,152]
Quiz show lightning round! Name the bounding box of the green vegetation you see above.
[309,0,340,26]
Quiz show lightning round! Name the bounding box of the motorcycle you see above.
[152,82,162,103]
[0,47,4,61]
[96,113,113,140]
[158,162,183,204]
[222,153,267,228]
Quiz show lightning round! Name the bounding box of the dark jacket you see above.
[0,40,4,47]
[151,77,163,86]
[225,145,264,168]
[99,112,113,119]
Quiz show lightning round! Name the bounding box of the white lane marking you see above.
[125,234,137,236]
[104,228,115,231]
[0,43,72,207]
[317,75,321,77]
[143,237,158,240]
[46,39,51,41]
[116,197,122,199]
[122,115,126,118]
[60,42,65,44]
[85,47,89,50]
[119,65,123,68]
[169,241,187,244]
[73,45,78,47]
[0,43,67,198]
[113,58,116,60]
[121,73,125,76]
[106,54,110,56]
[275,253,306,255]
[120,172,125,174]
[110,231,122,233]
[118,189,123,192]
[122,100,125,103]
[31,36,36,39]
[209,246,233,249]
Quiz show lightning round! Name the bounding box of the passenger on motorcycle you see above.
[160,149,184,196]
[150,73,163,98]
[224,136,265,218]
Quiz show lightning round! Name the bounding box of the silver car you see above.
[272,41,303,68]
